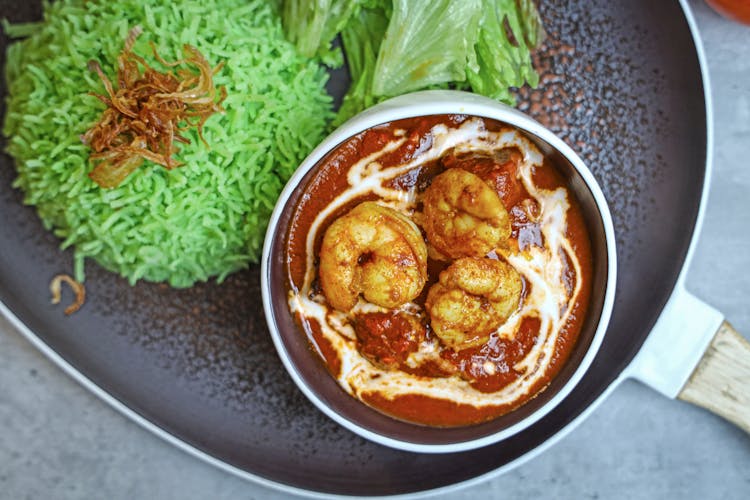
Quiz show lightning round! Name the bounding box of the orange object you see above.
[706,0,750,24]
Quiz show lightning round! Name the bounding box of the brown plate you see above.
[0,0,707,495]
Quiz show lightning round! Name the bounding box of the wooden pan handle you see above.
[678,321,750,433]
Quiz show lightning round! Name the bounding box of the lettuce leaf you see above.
[281,0,361,64]
[335,1,391,125]
[466,0,543,104]
[281,0,545,117]
[370,0,482,97]
[516,0,546,49]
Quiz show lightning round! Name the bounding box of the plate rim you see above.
[0,0,712,496]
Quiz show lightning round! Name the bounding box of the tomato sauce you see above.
[285,115,593,426]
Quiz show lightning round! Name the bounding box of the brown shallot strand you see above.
[50,274,86,315]
[82,26,226,188]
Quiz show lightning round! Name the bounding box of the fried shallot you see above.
[50,274,86,315]
[82,26,226,188]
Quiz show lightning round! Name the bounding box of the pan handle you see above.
[628,285,750,432]
[678,321,750,433]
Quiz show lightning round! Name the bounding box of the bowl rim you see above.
[261,89,618,453]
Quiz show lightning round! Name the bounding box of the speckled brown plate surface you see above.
[0,0,706,496]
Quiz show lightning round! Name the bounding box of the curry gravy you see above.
[285,115,593,427]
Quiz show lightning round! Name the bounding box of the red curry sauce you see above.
[285,115,593,427]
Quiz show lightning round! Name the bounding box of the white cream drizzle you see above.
[289,118,583,409]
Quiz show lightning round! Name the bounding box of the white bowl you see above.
[261,90,617,453]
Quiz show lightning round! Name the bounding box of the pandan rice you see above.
[3,0,334,287]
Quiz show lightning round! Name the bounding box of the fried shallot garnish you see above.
[82,26,226,188]
[50,274,86,315]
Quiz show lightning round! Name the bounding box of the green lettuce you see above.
[335,0,390,124]
[281,0,545,118]
[371,0,482,97]
[281,0,361,64]
[515,0,546,48]
[466,0,544,104]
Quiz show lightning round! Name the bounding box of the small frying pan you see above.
[0,0,747,496]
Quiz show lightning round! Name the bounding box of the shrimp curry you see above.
[284,115,594,427]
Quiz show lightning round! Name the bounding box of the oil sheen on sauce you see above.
[285,115,593,427]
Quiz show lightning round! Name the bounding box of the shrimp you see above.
[422,168,511,259]
[425,257,522,350]
[319,201,428,312]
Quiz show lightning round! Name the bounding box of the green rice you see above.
[3,0,333,287]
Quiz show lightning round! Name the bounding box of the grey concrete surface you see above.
[1,1,749,499]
